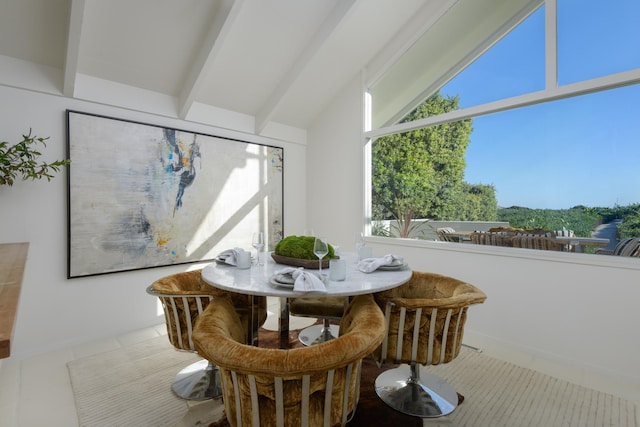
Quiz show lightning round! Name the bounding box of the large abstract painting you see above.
[66,110,284,278]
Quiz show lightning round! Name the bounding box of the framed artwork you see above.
[66,110,284,278]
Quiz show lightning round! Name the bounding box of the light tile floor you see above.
[1,297,637,427]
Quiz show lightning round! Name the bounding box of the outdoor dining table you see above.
[553,236,610,253]
[201,251,412,348]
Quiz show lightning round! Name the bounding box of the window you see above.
[365,0,640,256]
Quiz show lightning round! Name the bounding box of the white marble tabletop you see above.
[201,251,411,348]
[201,251,412,298]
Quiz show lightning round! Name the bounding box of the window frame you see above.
[361,0,640,268]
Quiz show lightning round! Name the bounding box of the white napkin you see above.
[276,267,327,293]
[217,247,246,266]
[357,254,404,273]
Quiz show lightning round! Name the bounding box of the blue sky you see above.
[439,2,640,209]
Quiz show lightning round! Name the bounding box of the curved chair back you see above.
[374,271,486,366]
[147,286,213,351]
[193,294,386,427]
[612,237,640,256]
[148,269,266,350]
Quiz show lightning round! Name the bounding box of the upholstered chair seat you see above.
[193,294,386,427]
[147,269,267,400]
[373,271,486,418]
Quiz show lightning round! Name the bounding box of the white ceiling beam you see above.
[63,0,86,97]
[177,0,245,119]
[254,0,358,135]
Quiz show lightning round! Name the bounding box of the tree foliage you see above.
[372,93,475,221]
[454,183,498,221]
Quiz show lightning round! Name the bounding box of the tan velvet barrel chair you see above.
[373,271,486,418]
[193,294,386,427]
[147,269,267,400]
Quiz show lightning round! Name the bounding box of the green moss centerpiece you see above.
[272,235,337,268]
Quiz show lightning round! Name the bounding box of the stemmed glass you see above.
[252,232,265,265]
[313,237,329,277]
[355,232,365,251]
[355,232,365,260]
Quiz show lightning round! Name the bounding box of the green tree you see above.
[455,183,498,221]
[372,93,474,220]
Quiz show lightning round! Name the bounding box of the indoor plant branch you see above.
[0,130,70,186]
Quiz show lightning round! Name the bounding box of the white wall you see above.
[307,75,640,395]
[307,74,365,247]
[0,84,307,359]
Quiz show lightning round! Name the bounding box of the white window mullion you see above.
[545,0,558,90]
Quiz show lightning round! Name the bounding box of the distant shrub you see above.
[618,214,640,239]
[497,206,601,237]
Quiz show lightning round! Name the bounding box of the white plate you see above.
[269,275,295,288]
[275,273,295,284]
[377,263,408,271]
[214,256,254,265]
[269,273,328,288]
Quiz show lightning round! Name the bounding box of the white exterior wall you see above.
[308,74,640,393]
[0,83,307,359]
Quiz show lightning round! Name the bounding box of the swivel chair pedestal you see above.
[297,320,340,346]
[290,296,346,346]
[172,359,222,400]
[375,362,458,417]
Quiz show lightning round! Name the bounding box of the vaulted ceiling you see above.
[0,0,428,133]
[0,0,538,135]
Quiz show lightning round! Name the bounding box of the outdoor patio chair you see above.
[595,237,640,257]
[511,235,562,251]
[470,231,512,247]
[436,227,462,242]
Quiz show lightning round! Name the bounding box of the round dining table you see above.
[201,251,411,348]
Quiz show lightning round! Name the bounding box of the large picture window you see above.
[365,0,640,257]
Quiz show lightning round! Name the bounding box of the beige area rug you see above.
[424,349,638,427]
[68,336,224,427]
[68,335,638,427]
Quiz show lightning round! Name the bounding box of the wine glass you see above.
[355,232,365,260]
[313,237,329,277]
[355,232,364,251]
[252,232,265,265]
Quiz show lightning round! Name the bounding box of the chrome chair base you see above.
[298,323,340,346]
[375,363,458,417]
[172,359,222,400]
